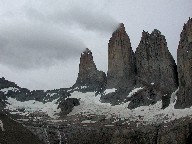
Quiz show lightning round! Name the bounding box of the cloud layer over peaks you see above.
[0,0,118,69]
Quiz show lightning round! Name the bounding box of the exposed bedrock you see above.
[132,29,178,108]
[74,48,106,92]
[175,18,192,108]
[135,29,178,91]
[107,23,136,90]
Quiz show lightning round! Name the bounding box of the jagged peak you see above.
[185,17,192,25]
[117,22,125,31]
[151,29,162,36]
[183,17,192,33]
[179,17,192,49]
[141,30,149,38]
[138,29,166,48]
[82,48,92,55]
[112,22,126,36]
[118,23,125,30]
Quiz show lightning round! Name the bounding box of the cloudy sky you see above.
[0,0,191,90]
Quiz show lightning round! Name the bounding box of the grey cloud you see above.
[0,0,119,70]
[26,6,119,34]
[0,22,85,68]
[55,7,119,33]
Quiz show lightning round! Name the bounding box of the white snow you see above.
[0,120,5,131]
[80,86,87,89]
[4,86,192,125]
[68,89,192,125]
[127,87,143,98]
[103,88,117,95]
[0,87,19,94]
[81,120,96,124]
[46,93,57,97]
[5,97,61,119]
[170,88,179,104]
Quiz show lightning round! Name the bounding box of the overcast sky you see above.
[0,0,191,90]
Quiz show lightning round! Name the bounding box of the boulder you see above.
[58,98,80,116]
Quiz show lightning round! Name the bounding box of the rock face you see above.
[132,30,178,108]
[175,18,192,108]
[135,30,178,92]
[75,48,106,91]
[128,84,169,109]
[107,23,135,89]
[0,113,44,144]
[26,116,192,144]
[0,77,19,89]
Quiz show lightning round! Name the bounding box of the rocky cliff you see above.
[175,18,192,108]
[135,29,178,91]
[128,30,179,109]
[107,23,135,89]
[74,48,106,91]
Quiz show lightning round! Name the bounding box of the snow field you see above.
[5,97,61,119]
[68,88,192,124]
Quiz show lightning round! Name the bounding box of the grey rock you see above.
[175,18,192,108]
[0,113,44,144]
[74,48,107,92]
[101,88,132,105]
[107,23,136,89]
[135,29,178,91]
[0,77,19,89]
[128,84,169,109]
[58,98,80,116]
[161,93,171,109]
[133,29,178,108]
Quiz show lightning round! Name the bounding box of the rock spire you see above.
[175,18,192,108]
[107,23,135,89]
[135,29,178,91]
[75,48,106,91]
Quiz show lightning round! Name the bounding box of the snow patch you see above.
[81,120,96,124]
[104,88,116,95]
[0,87,19,94]
[68,90,192,125]
[127,87,143,98]
[5,97,61,119]
[80,86,87,89]
[46,93,57,97]
[170,88,179,104]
